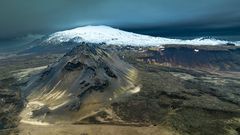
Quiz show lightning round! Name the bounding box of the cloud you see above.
[0,0,239,39]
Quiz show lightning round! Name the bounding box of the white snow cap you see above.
[45,25,239,46]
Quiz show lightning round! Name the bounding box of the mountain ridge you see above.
[43,25,240,46]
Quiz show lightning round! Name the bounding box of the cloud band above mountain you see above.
[0,0,240,39]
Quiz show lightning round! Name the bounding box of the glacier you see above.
[45,25,240,46]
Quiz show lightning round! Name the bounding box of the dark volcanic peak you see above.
[20,43,139,124]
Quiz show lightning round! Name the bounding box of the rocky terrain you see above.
[0,43,239,135]
[0,78,23,135]
[112,45,240,135]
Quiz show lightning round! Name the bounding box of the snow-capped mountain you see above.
[45,25,239,46]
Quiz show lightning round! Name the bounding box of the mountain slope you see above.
[20,43,140,124]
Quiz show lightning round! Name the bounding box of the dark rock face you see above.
[236,127,240,133]
[40,67,52,79]
[226,43,236,46]
[103,65,117,78]
[31,106,50,117]
[67,101,81,111]
[64,62,84,71]
[89,79,109,91]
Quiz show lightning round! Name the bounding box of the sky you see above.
[0,0,240,39]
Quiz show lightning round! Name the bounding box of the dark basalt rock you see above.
[40,67,52,79]
[86,67,97,78]
[103,65,117,78]
[80,81,86,85]
[226,43,235,46]
[90,79,109,92]
[84,83,90,87]
[236,127,240,133]
[31,106,50,117]
[86,66,96,72]
[77,79,109,100]
[64,62,84,71]
[67,101,81,111]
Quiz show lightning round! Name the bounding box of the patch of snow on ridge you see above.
[45,25,240,46]
[194,49,199,53]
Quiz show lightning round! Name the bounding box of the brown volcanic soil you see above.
[138,45,240,71]
[18,123,178,135]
